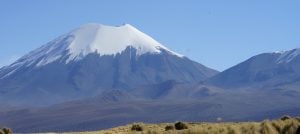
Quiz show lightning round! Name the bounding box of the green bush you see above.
[174,122,188,130]
[165,125,174,131]
[131,124,143,131]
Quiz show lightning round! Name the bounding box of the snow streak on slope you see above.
[277,48,300,63]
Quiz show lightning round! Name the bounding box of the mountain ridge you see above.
[0,23,218,106]
[207,48,300,89]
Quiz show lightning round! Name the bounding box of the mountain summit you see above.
[0,23,218,105]
[5,23,182,69]
[66,24,183,59]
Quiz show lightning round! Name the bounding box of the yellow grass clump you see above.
[66,116,300,134]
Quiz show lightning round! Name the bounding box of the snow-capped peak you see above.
[8,23,183,68]
[277,48,300,63]
[67,23,182,61]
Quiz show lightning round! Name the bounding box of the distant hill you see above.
[207,49,300,89]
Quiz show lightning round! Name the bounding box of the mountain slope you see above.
[2,89,300,132]
[207,48,300,89]
[0,23,218,106]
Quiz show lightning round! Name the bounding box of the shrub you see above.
[165,125,174,131]
[131,124,143,131]
[280,115,292,121]
[174,122,188,130]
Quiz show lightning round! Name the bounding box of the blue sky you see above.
[0,0,300,71]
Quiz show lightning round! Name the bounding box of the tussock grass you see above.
[66,116,300,134]
[0,127,12,134]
